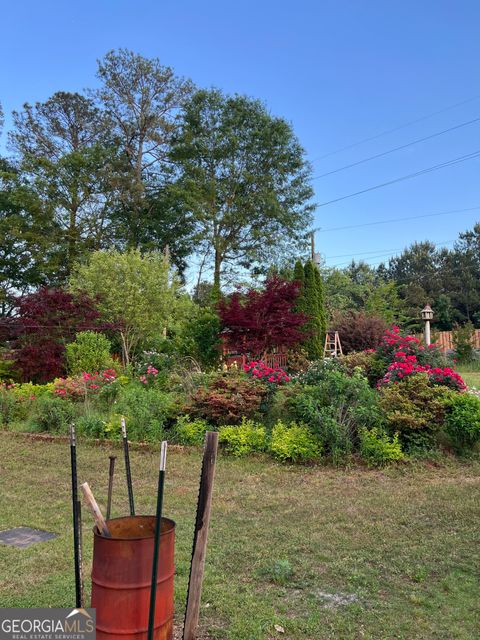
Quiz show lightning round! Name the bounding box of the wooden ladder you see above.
[323,331,343,358]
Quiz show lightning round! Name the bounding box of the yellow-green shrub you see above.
[219,418,267,456]
[269,420,321,463]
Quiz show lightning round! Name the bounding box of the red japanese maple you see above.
[218,277,308,357]
[6,287,104,382]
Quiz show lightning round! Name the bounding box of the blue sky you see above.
[1,0,479,272]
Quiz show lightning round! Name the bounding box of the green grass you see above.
[0,432,479,639]
[456,365,480,389]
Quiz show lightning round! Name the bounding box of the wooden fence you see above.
[421,329,480,352]
[224,353,288,369]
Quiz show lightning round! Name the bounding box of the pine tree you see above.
[314,265,327,345]
[293,260,305,284]
[303,260,323,359]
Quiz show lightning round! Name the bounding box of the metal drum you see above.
[91,515,175,640]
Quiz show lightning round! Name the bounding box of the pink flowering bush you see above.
[139,364,159,386]
[375,326,466,392]
[243,361,290,385]
[54,368,118,399]
[376,326,445,368]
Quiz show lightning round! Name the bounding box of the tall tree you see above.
[9,91,115,275]
[0,158,61,315]
[95,49,194,264]
[171,89,315,291]
[69,249,190,365]
[302,260,323,359]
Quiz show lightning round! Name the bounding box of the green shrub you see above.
[219,418,267,456]
[28,396,77,433]
[284,369,383,461]
[66,331,114,375]
[269,420,321,463]
[359,427,404,466]
[114,384,179,442]
[340,350,382,386]
[175,415,211,445]
[76,414,106,438]
[298,358,346,386]
[0,388,17,427]
[444,393,480,453]
[188,372,267,426]
[453,322,475,364]
[316,412,354,464]
[379,374,449,452]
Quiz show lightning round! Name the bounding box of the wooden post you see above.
[183,432,219,640]
[80,482,111,538]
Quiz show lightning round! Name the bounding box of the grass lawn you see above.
[0,432,479,639]
[456,363,480,390]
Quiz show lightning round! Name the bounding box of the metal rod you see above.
[106,455,116,521]
[69,424,82,608]
[147,441,168,640]
[77,499,85,607]
[121,417,135,516]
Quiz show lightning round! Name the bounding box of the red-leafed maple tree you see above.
[5,287,103,382]
[218,277,308,357]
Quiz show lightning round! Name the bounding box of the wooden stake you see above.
[183,432,219,640]
[80,482,111,538]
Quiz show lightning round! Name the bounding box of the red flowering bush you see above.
[243,361,290,385]
[375,326,446,367]
[54,369,118,399]
[376,330,466,391]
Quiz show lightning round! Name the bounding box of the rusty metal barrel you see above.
[91,515,175,640]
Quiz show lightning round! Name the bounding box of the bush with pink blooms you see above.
[139,364,159,386]
[243,361,290,386]
[374,327,466,392]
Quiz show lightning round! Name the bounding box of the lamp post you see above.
[421,305,434,346]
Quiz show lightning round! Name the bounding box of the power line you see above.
[325,239,454,259]
[318,206,479,233]
[327,239,456,269]
[312,116,480,180]
[311,94,480,162]
[316,150,480,208]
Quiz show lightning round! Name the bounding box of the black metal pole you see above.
[147,441,167,640]
[69,424,82,609]
[121,417,135,516]
[106,455,116,521]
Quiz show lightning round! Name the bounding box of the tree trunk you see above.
[212,248,222,299]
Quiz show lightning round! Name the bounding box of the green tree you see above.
[69,249,186,365]
[95,49,195,268]
[0,158,61,315]
[66,331,114,374]
[302,260,323,359]
[10,92,116,275]
[293,260,305,284]
[314,264,327,342]
[171,89,314,291]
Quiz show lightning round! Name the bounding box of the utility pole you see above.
[311,231,321,267]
